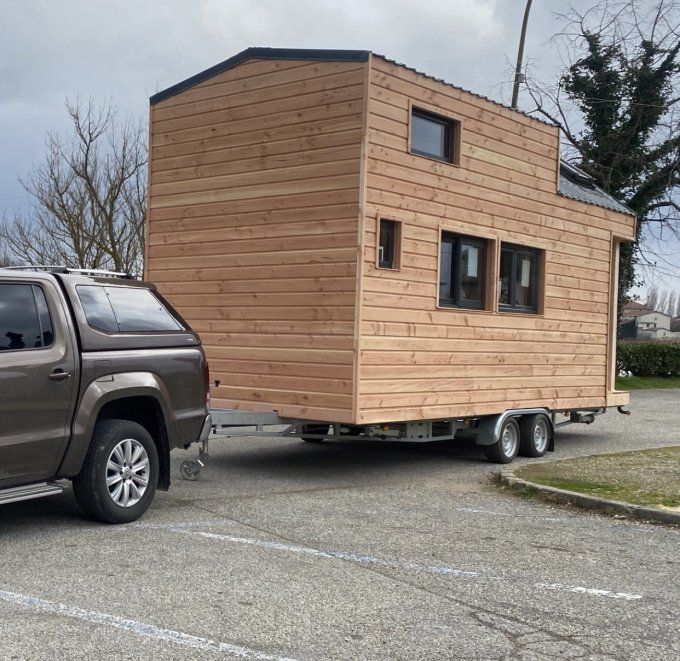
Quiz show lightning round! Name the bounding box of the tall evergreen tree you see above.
[528,1,680,310]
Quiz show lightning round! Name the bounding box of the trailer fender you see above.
[473,408,552,446]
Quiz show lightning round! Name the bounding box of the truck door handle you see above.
[48,369,71,382]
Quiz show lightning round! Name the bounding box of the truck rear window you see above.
[77,285,185,333]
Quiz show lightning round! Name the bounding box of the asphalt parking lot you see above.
[1,389,679,660]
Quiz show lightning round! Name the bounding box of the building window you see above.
[499,244,540,313]
[410,108,459,163]
[439,232,486,309]
[378,219,401,269]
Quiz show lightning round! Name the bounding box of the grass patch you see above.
[516,446,680,508]
[615,376,680,390]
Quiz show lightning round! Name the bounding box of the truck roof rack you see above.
[3,265,136,279]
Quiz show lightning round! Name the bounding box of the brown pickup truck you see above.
[0,267,211,523]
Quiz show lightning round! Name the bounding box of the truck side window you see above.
[77,285,184,333]
[0,283,53,351]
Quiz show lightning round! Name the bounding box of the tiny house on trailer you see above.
[145,47,636,464]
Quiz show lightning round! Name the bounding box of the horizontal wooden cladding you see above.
[149,230,358,259]
[154,67,365,132]
[361,308,607,335]
[152,130,363,183]
[201,332,354,351]
[371,56,557,137]
[178,305,356,322]
[205,345,353,365]
[362,363,605,379]
[211,384,352,410]
[153,89,364,148]
[362,375,603,395]
[357,396,607,425]
[150,159,360,204]
[361,321,606,344]
[209,358,354,380]
[148,246,357,274]
[154,264,357,289]
[167,291,355,308]
[193,320,355,337]
[148,188,358,224]
[360,351,607,366]
[149,217,358,247]
[156,59,361,110]
[211,397,356,425]
[210,370,352,395]
[369,99,557,177]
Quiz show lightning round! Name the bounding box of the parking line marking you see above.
[0,590,299,660]
[151,525,644,601]
[164,526,478,577]
[535,583,643,601]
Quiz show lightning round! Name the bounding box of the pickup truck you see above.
[0,267,211,523]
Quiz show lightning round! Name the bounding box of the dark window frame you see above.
[498,243,541,314]
[410,107,459,164]
[0,282,55,353]
[377,218,401,270]
[439,232,487,310]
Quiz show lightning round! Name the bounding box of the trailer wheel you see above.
[483,417,520,464]
[519,413,551,458]
[301,424,330,443]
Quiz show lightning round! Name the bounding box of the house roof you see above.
[149,47,551,127]
[558,161,635,216]
[150,47,633,217]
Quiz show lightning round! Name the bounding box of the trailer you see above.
[145,48,637,471]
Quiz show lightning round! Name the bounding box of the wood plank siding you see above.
[356,55,636,424]
[147,49,636,425]
[146,58,368,422]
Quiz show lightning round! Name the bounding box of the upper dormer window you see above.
[410,108,459,164]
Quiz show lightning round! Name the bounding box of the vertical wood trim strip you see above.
[143,104,153,279]
[607,235,620,393]
[353,54,372,423]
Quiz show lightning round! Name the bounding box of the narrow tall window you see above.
[410,108,459,163]
[499,244,540,313]
[378,219,400,269]
[439,232,486,309]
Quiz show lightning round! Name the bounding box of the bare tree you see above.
[0,98,147,275]
[646,286,660,310]
[526,1,680,306]
[658,288,670,314]
[667,290,678,315]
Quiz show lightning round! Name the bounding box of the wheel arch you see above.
[58,373,175,489]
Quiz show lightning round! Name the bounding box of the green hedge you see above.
[617,342,680,377]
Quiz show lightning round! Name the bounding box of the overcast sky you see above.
[1,0,677,296]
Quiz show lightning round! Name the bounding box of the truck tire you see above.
[301,424,330,443]
[483,417,520,464]
[72,419,159,524]
[519,413,551,458]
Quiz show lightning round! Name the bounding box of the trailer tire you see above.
[519,413,551,458]
[483,417,520,464]
[301,424,330,443]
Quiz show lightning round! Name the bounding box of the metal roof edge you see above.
[150,47,371,105]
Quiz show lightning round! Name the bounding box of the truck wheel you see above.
[483,417,520,464]
[73,419,159,524]
[519,413,551,458]
[301,424,330,443]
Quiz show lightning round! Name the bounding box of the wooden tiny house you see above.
[146,47,636,426]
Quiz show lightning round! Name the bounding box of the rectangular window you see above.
[77,285,185,333]
[378,219,401,269]
[498,244,540,313]
[439,232,486,309]
[410,108,459,163]
[0,283,54,351]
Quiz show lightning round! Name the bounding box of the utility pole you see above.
[511,0,533,109]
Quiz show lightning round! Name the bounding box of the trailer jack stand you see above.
[617,406,631,416]
[180,438,210,481]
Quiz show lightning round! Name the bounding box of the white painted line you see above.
[0,589,298,660]
[535,583,643,601]
[148,523,644,602]
[166,527,479,577]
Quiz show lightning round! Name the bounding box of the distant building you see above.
[620,302,680,340]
